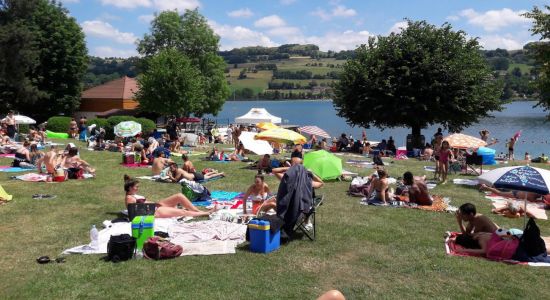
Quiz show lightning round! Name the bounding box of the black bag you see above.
[127,203,156,222]
[373,155,384,166]
[107,234,136,262]
[520,218,547,256]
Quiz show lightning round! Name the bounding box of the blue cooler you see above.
[248,220,280,253]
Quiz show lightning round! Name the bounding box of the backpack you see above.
[373,155,384,166]
[520,218,547,257]
[107,234,136,262]
[143,236,183,260]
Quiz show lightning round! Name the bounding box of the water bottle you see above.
[90,225,99,250]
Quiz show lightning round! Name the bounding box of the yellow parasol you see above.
[255,128,307,145]
[256,122,279,131]
[443,133,487,149]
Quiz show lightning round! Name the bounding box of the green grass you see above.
[1,141,550,299]
[508,63,533,74]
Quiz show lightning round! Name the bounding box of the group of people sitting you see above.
[364,167,433,206]
[12,142,95,178]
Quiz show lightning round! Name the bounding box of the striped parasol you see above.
[443,133,487,150]
[298,125,331,139]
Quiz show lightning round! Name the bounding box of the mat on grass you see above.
[453,178,479,186]
[361,195,457,213]
[121,163,151,168]
[0,166,35,172]
[0,153,15,158]
[14,173,94,182]
[193,191,244,207]
[487,197,548,220]
[136,175,224,184]
[444,231,550,267]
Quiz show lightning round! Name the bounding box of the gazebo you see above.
[234,108,282,124]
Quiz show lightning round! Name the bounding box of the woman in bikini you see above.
[13,141,33,168]
[124,175,216,218]
[367,168,390,205]
[242,174,276,215]
[433,135,443,180]
[61,147,95,175]
[438,140,453,184]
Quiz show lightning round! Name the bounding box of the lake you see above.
[208,100,550,156]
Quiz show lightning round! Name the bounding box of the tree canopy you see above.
[137,9,229,116]
[524,6,550,112]
[333,20,502,136]
[0,0,88,120]
[134,48,201,116]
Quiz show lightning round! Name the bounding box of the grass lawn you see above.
[508,63,533,74]
[1,141,550,299]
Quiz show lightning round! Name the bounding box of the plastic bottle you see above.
[90,225,99,250]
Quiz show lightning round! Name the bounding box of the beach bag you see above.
[486,233,519,261]
[520,218,547,257]
[373,155,384,166]
[143,236,183,260]
[107,234,136,262]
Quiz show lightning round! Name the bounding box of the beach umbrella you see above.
[239,131,273,155]
[478,165,550,224]
[443,133,487,149]
[114,121,141,137]
[303,150,342,180]
[255,128,307,145]
[256,122,279,131]
[298,125,331,139]
[13,115,36,125]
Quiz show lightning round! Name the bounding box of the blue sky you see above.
[59,0,547,58]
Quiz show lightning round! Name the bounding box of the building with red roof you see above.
[78,76,139,118]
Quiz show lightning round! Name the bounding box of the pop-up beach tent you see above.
[234,108,282,124]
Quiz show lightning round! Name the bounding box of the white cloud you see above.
[152,0,200,11]
[254,15,286,28]
[99,0,200,10]
[288,30,372,52]
[332,5,357,17]
[458,8,529,31]
[99,0,151,9]
[478,35,526,50]
[227,8,253,18]
[209,21,277,50]
[59,0,79,3]
[388,21,408,34]
[446,15,459,21]
[138,15,155,24]
[93,46,138,58]
[280,0,296,5]
[267,26,301,37]
[81,20,138,44]
[311,5,356,21]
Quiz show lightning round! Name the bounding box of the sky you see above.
[58,0,548,58]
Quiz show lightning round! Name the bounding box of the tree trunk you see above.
[407,125,425,151]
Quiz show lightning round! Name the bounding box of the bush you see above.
[46,116,72,133]
[135,118,156,135]
[87,118,109,131]
[18,124,30,134]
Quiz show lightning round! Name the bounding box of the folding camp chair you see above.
[293,194,324,241]
[464,153,483,175]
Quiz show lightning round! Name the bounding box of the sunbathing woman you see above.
[242,174,276,215]
[13,141,34,168]
[479,183,543,202]
[367,168,390,204]
[123,175,216,218]
[61,147,96,175]
[228,143,246,161]
[168,162,223,182]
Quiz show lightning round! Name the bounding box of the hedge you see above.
[46,116,72,133]
[88,116,156,140]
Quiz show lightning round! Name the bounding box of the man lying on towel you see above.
[402,171,432,205]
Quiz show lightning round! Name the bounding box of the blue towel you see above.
[210,191,241,201]
[0,167,36,173]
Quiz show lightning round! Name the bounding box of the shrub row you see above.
[47,116,156,140]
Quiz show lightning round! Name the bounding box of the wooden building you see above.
[77,76,139,118]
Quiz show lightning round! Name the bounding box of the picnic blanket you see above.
[137,175,223,184]
[444,231,550,267]
[346,159,374,168]
[0,166,35,172]
[423,166,436,172]
[193,191,244,207]
[63,219,246,256]
[453,178,479,186]
[489,198,548,220]
[361,195,457,213]
[0,153,15,158]
[14,172,94,182]
[0,184,12,204]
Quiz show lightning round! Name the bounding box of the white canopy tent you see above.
[234,108,282,124]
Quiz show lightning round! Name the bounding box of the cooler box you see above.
[396,147,407,157]
[477,147,496,165]
[131,215,155,250]
[248,220,280,253]
[123,152,135,164]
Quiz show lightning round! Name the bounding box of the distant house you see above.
[77,76,139,118]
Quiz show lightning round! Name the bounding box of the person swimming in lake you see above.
[124,175,216,218]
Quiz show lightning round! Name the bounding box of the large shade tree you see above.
[334,20,502,146]
[137,9,229,117]
[0,0,88,120]
[524,6,550,113]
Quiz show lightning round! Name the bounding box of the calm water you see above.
[208,100,550,156]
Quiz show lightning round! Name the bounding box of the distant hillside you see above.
[84,43,538,101]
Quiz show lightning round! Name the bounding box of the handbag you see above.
[107,234,136,262]
[143,236,183,260]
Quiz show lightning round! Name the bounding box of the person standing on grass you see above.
[3,111,16,139]
[438,140,452,184]
[432,135,443,180]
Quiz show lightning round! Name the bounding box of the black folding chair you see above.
[465,153,483,175]
[293,194,324,241]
